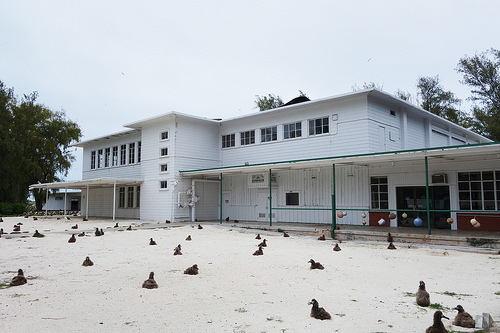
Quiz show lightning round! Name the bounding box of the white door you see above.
[256,190,277,221]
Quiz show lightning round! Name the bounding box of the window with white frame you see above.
[458,171,500,210]
[160,148,168,157]
[160,164,168,172]
[261,126,277,143]
[120,145,127,165]
[161,131,169,140]
[97,149,103,168]
[128,143,135,164]
[222,134,235,148]
[90,151,96,169]
[308,117,329,135]
[112,146,118,166]
[136,186,140,207]
[284,122,302,139]
[160,180,168,189]
[240,130,255,145]
[127,186,134,208]
[137,141,141,163]
[104,148,110,167]
[119,187,125,208]
[370,176,388,209]
[286,192,299,205]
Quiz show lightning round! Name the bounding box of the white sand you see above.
[0,216,499,332]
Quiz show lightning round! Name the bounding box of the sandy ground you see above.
[0,216,499,333]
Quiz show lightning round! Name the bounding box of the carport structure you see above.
[180,142,500,237]
[29,178,143,221]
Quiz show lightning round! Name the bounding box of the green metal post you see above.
[220,173,223,224]
[331,164,336,238]
[425,157,431,235]
[269,169,272,226]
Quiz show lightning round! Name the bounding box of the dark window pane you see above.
[470,172,481,181]
[482,171,494,180]
[458,172,469,181]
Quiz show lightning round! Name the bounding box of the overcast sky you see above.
[1,0,499,181]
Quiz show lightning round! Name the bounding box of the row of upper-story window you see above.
[221,116,330,148]
[90,141,141,169]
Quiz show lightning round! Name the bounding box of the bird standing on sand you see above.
[197,224,203,229]
[126,225,132,231]
[184,264,199,275]
[10,269,27,286]
[78,232,85,237]
[253,246,264,256]
[149,238,157,245]
[452,305,475,328]
[100,228,104,235]
[283,232,290,237]
[426,311,449,333]
[308,299,331,320]
[114,222,119,228]
[142,272,158,289]
[13,225,20,232]
[82,256,94,266]
[95,228,101,236]
[225,216,229,222]
[185,235,191,241]
[333,243,341,251]
[71,224,78,229]
[308,259,324,270]
[388,242,396,250]
[387,232,393,243]
[173,245,182,255]
[255,234,261,240]
[258,239,267,247]
[416,280,430,306]
[318,235,325,241]
[68,234,76,243]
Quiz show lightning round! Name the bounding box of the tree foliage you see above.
[456,48,500,140]
[255,91,308,111]
[0,81,82,209]
[416,76,474,128]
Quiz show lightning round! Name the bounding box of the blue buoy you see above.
[414,217,423,227]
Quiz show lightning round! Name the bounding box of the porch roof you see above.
[29,178,143,190]
[179,142,500,178]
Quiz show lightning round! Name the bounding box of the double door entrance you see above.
[396,186,450,229]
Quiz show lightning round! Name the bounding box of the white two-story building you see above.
[31,89,500,232]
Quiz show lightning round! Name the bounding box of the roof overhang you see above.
[180,142,500,178]
[29,178,143,190]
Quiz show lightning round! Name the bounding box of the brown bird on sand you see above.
[78,231,85,237]
[82,256,94,266]
[283,232,290,237]
[308,259,324,270]
[426,310,449,333]
[13,225,20,232]
[333,243,341,251]
[253,246,264,256]
[71,224,78,229]
[185,235,191,241]
[83,217,88,221]
[387,232,394,243]
[184,264,199,275]
[114,222,119,228]
[100,228,104,235]
[255,234,261,239]
[9,269,27,286]
[258,239,267,247]
[149,238,157,245]
[95,228,102,236]
[416,280,430,307]
[197,224,203,229]
[388,242,396,250]
[318,235,326,241]
[308,299,331,320]
[0,217,3,222]
[126,225,132,231]
[68,234,76,243]
[452,305,475,328]
[142,272,158,289]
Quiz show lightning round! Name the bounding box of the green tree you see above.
[456,48,500,140]
[416,76,474,128]
[0,81,82,209]
[254,93,284,111]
